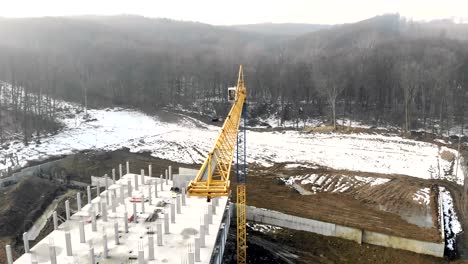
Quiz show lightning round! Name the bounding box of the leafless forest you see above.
[1,14,468,143]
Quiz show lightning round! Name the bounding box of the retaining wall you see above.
[246,206,444,257]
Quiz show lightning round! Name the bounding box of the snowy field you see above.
[0,104,464,185]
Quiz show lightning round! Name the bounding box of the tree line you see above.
[0,14,467,141]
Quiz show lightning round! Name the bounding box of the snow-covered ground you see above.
[1,104,464,185]
[282,174,391,194]
[440,187,462,250]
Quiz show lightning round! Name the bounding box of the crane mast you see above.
[187,65,247,264]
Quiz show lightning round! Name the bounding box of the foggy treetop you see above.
[1,14,468,134]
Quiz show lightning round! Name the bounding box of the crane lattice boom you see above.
[187,66,246,198]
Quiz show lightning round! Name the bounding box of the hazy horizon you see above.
[1,0,468,25]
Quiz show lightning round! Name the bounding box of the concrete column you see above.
[119,164,123,179]
[148,234,155,260]
[140,169,145,185]
[165,169,168,185]
[160,175,164,190]
[105,174,109,190]
[5,245,13,264]
[77,192,82,211]
[105,190,110,206]
[176,195,181,214]
[181,188,186,206]
[208,206,213,224]
[22,232,30,253]
[91,211,97,232]
[138,249,144,264]
[213,197,219,207]
[127,179,132,197]
[126,161,130,174]
[171,203,176,223]
[199,225,205,248]
[134,173,139,191]
[157,223,163,246]
[87,186,92,205]
[53,211,58,230]
[114,222,120,245]
[148,185,152,205]
[49,243,57,264]
[97,201,102,214]
[89,246,95,264]
[149,164,152,177]
[65,200,71,220]
[31,255,39,264]
[164,213,170,234]
[194,238,201,262]
[102,232,108,259]
[79,220,86,243]
[96,180,101,198]
[154,180,158,198]
[133,202,137,223]
[65,232,72,256]
[124,211,129,233]
[204,214,209,235]
[169,165,172,180]
[112,168,116,184]
[212,203,217,215]
[102,203,108,222]
[111,194,116,213]
[141,199,145,214]
[120,185,125,204]
[188,251,195,264]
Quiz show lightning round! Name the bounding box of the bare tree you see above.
[313,56,345,129]
[399,60,420,132]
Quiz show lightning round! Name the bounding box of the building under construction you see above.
[10,162,231,264]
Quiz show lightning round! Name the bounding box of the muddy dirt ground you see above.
[223,222,456,264]
[0,177,63,263]
[235,164,442,242]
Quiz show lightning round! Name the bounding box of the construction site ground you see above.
[2,144,468,263]
[223,222,455,264]
[240,164,443,242]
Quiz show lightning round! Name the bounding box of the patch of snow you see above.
[369,177,391,186]
[285,174,390,195]
[434,139,449,145]
[247,222,282,233]
[284,163,319,169]
[440,187,462,251]
[299,174,319,185]
[413,188,431,205]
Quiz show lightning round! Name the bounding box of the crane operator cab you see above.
[228,87,237,102]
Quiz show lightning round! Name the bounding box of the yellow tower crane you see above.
[187,65,247,264]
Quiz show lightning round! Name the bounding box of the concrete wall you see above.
[246,206,444,257]
[247,206,342,238]
[0,159,62,188]
[362,230,444,257]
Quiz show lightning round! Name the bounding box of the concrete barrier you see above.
[335,225,362,244]
[247,206,336,237]
[246,205,444,257]
[362,230,444,257]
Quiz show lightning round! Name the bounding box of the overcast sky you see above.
[1,0,467,25]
